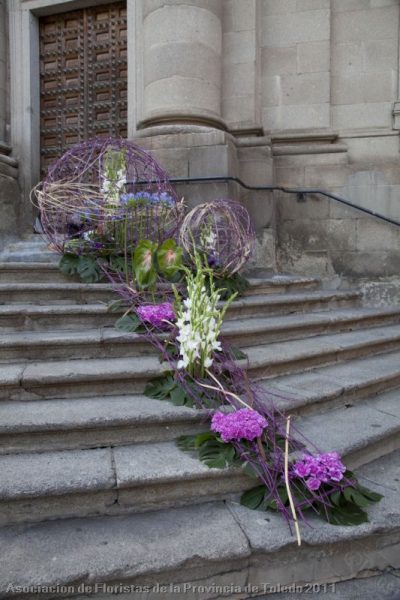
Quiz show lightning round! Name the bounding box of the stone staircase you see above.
[0,239,399,598]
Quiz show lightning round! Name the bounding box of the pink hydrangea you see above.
[211,408,268,443]
[136,302,175,329]
[292,451,346,491]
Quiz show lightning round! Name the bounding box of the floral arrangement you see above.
[33,138,382,543]
[179,199,256,276]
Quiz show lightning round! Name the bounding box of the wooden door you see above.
[39,1,127,175]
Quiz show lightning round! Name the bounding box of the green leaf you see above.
[177,431,237,469]
[109,255,128,274]
[144,374,175,399]
[170,386,188,406]
[357,485,383,503]
[194,431,217,447]
[212,273,250,300]
[77,255,103,283]
[343,486,370,508]
[59,253,79,276]
[325,504,369,526]
[176,435,197,452]
[133,240,158,289]
[242,461,261,480]
[329,490,342,507]
[115,313,141,333]
[108,299,126,313]
[198,440,236,468]
[156,239,183,280]
[240,485,266,510]
[230,346,248,360]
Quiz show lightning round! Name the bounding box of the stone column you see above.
[0,0,7,148]
[0,0,21,249]
[139,0,226,131]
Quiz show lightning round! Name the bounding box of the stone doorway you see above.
[39,1,128,176]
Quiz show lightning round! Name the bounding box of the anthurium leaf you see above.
[156,239,183,280]
[59,253,79,276]
[115,314,141,333]
[240,485,266,510]
[77,255,103,283]
[133,240,158,289]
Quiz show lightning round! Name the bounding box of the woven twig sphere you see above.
[32,137,182,252]
[179,199,256,275]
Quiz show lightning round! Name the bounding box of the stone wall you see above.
[3,0,400,300]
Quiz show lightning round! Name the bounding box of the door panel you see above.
[39,2,127,175]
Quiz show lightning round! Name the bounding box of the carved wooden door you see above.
[39,1,127,175]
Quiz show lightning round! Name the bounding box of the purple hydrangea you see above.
[136,302,176,329]
[211,408,268,443]
[292,451,346,491]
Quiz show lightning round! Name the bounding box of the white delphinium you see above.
[174,254,236,377]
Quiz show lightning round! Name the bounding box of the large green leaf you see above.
[240,485,266,510]
[156,239,183,280]
[133,240,158,289]
[115,313,141,333]
[59,253,79,276]
[325,504,369,526]
[77,255,103,283]
[177,431,237,469]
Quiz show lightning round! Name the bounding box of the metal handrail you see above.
[165,175,400,228]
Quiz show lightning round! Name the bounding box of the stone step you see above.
[2,326,399,400]
[0,282,115,304]
[0,395,208,454]
[1,350,400,455]
[0,262,78,283]
[264,350,400,417]
[0,392,398,525]
[0,356,163,401]
[1,306,399,362]
[1,450,398,599]
[0,328,156,362]
[0,262,321,293]
[0,281,332,306]
[223,306,400,347]
[0,290,361,332]
[244,325,400,380]
[0,252,59,263]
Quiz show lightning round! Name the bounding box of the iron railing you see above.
[164,175,400,229]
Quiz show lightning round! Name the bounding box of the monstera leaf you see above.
[156,239,183,280]
[133,240,157,289]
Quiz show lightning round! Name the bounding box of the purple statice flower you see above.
[211,408,268,443]
[292,452,346,492]
[136,302,176,329]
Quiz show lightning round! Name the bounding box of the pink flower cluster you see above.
[293,452,346,491]
[211,408,268,443]
[136,302,175,329]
